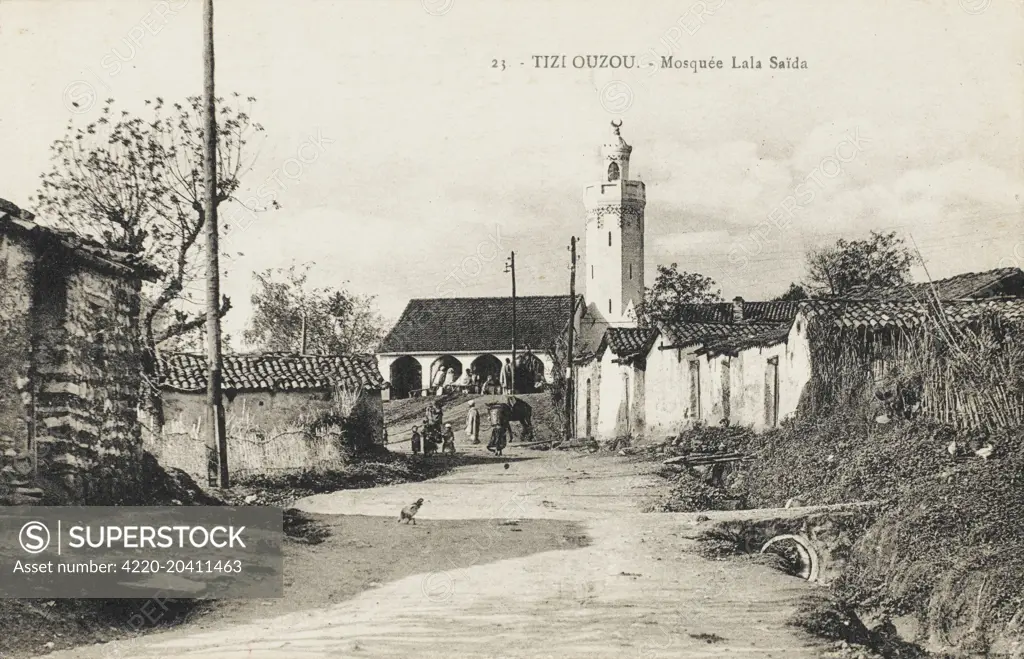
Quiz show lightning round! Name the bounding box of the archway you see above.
[429,355,463,390]
[389,356,422,399]
[515,353,546,394]
[470,354,501,391]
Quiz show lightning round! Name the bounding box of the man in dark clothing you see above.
[423,401,443,455]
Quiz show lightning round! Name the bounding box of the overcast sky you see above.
[1,0,1021,343]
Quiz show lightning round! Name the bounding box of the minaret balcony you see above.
[583,180,646,206]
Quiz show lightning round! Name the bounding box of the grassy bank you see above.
[650,416,1024,657]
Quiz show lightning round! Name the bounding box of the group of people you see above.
[430,359,516,397]
[409,423,457,455]
[410,398,512,457]
[410,399,458,455]
[411,397,516,458]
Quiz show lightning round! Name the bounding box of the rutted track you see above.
[46,450,830,658]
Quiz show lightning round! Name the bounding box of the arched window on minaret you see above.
[607,161,620,182]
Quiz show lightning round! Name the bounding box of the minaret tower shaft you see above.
[583,119,646,327]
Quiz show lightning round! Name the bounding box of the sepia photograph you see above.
[0,0,1022,656]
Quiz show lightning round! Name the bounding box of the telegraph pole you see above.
[203,0,228,488]
[565,237,577,441]
[505,252,517,394]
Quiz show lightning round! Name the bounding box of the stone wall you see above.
[32,250,147,503]
[0,235,35,452]
[147,387,384,482]
[0,231,149,504]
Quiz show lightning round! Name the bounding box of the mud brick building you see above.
[150,352,387,480]
[575,271,1024,443]
[0,198,159,504]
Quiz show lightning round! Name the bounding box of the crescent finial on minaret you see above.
[611,118,623,134]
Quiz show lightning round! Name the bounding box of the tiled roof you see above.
[603,327,658,361]
[657,321,784,349]
[844,268,1024,301]
[157,352,387,392]
[0,198,161,280]
[800,298,1024,329]
[668,301,800,324]
[379,295,579,354]
[699,325,792,357]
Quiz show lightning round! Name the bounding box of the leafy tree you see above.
[243,264,386,355]
[805,231,915,297]
[32,95,266,356]
[634,263,722,326]
[774,282,809,301]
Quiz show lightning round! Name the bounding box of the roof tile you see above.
[844,268,1024,301]
[603,327,658,360]
[157,352,386,392]
[800,297,1024,328]
[379,295,579,354]
[668,301,799,324]
[0,199,161,280]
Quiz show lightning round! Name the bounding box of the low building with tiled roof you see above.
[573,273,1024,444]
[574,295,803,442]
[788,295,1024,429]
[148,351,387,481]
[377,295,581,398]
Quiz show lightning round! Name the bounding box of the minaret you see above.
[583,119,646,328]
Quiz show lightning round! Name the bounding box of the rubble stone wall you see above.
[32,253,147,503]
[0,235,35,453]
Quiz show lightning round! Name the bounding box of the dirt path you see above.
[46,448,824,658]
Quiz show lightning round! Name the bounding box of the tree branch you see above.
[154,295,232,345]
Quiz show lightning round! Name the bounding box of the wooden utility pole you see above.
[299,306,307,355]
[203,0,228,488]
[565,237,577,441]
[505,252,517,394]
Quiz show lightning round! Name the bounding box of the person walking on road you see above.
[465,400,481,444]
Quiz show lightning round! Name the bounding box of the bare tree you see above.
[32,95,267,356]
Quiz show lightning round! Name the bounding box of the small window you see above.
[608,299,612,314]
[608,231,612,247]
[629,264,633,279]
[607,161,620,182]
[591,265,594,279]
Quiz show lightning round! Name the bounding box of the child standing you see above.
[441,423,456,454]
[411,425,422,455]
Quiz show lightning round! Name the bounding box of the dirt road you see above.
[48,448,823,658]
